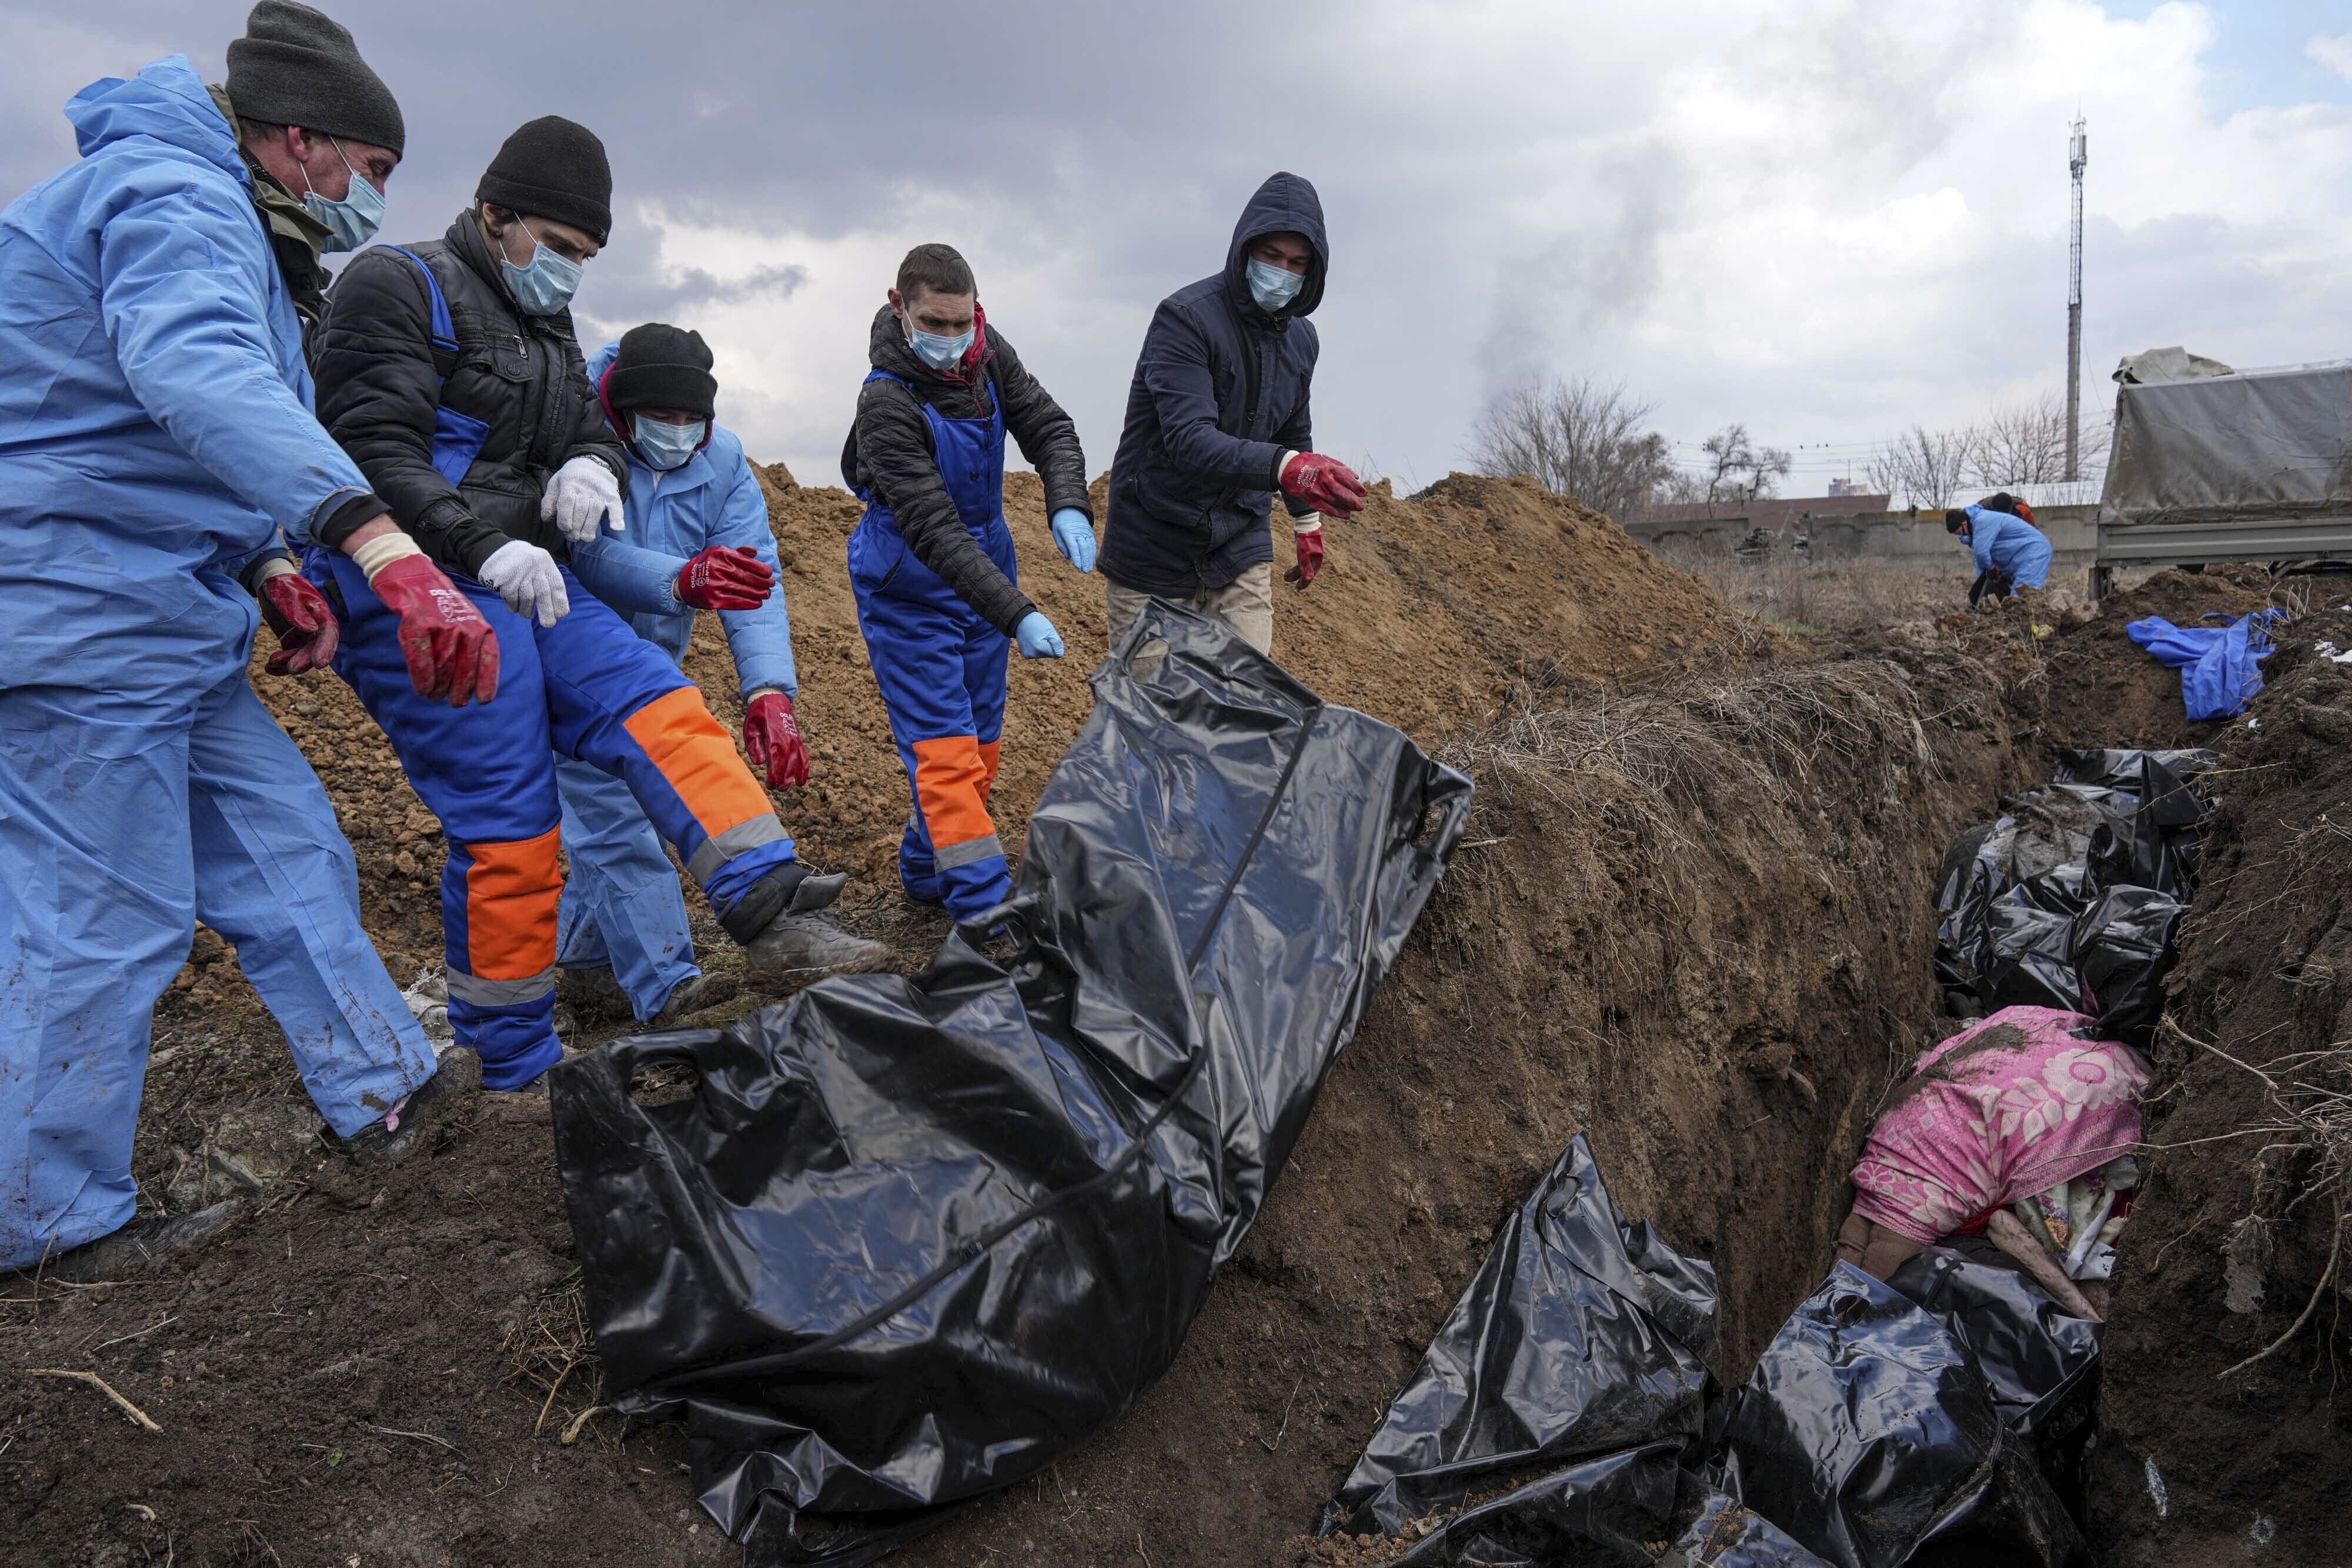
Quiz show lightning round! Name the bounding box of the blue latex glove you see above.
[1049,507,1097,573]
[1014,610,1065,659]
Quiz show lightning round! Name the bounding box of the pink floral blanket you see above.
[1850,1006,2151,1245]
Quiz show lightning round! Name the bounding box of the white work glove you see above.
[540,454,626,544]
[477,539,570,627]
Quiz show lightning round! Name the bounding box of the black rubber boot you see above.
[16,1201,246,1285]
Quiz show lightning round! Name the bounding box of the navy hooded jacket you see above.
[1101,172,1325,596]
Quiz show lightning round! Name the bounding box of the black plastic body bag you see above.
[1932,750,2204,1044]
[549,603,1472,1566]
[1318,1134,1720,1562]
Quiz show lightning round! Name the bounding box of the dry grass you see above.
[500,1266,611,1445]
[2166,1014,2352,1379]
[1441,659,1937,850]
[1656,546,1959,634]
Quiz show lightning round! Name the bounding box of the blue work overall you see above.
[847,372,1015,925]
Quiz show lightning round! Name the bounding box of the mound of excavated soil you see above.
[703,466,1762,891]
[2087,605,2352,1566]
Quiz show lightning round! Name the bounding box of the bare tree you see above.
[1971,391,2109,486]
[1694,424,1793,504]
[1468,376,1676,521]
[1866,424,1979,509]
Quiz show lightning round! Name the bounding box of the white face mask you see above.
[1246,256,1304,312]
[298,137,385,252]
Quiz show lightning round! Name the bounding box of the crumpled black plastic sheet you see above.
[549,602,1471,1566]
[1890,1240,2103,1485]
[1718,1265,2086,1568]
[1321,1134,1719,1543]
[1934,751,2205,1042]
[1663,1487,1834,1568]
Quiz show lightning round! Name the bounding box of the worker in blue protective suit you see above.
[0,10,497,1278]
[553,325,812,1024]
[1947,502,2053,603]
[841,243,1096,927]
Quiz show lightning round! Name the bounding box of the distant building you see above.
[1632,493,1892,532]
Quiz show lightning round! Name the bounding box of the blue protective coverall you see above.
[848,373,1017,924]
[0,56,436,1268]
[307,254,804,1089]
[553,341,799,1019]
[1963,503,2053,591]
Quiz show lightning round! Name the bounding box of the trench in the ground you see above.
[903,647,2044,1566]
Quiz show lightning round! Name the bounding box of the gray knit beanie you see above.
[225,1,404,155]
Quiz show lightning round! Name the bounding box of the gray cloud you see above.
[6,1,2348,493]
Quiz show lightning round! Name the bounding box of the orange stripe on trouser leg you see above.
[977,740,1002,800]
[909,735,997,850]
[621,685,777,840]
[463,828,562,980]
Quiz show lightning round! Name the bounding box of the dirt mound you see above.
[700,467,1760,888]
[2088,605,2352,1565]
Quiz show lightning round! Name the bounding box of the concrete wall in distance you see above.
[1625,505,2097,587]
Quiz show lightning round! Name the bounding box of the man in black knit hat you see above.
[309,121,888,1095]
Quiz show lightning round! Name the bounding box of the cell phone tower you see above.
[2066,115,2087,482]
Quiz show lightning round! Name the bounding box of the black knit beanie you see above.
[476,117,612,244]
[1945,508,1969,533]
[225,1,404,153]
[607,324,717,417]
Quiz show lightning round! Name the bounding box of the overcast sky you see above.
[6,0,2349,496]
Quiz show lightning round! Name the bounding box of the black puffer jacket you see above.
[310,210,626,575]
[840,305,1090,636]
[1102,172,1324,596]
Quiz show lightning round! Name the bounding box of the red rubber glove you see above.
[256,569,339,675]
[676,546,774,611]
[1278,451,1369,519]
[1285,526,1325,591]
[369,554,499,706]
[743,691,810,788]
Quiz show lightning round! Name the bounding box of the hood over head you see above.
[66,55,243,182]
[1224,170,1328,324]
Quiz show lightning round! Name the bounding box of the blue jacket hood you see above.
[1225,170,1328,323]
[65,55,243,183]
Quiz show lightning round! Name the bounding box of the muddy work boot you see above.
[720,861,891,978]
[18,1201,246,1285]
[556,964,634,1024]
[650,971,736,1025]
[338,1053,479,1159]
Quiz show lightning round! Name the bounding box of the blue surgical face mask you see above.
[633,414,706,471]
[905,316,974,371]
[1246,256,1305,313]
[299,136,385,253]
[497,223,584,316]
